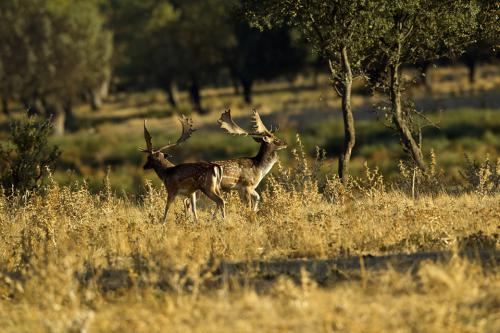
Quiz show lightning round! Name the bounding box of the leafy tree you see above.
[0,116,61,195]
[168,0,236,113]
[460,0,499,85]
[227,23,306,104]
[107,0,235,113]
[367,0,479,172]
[140,2,183,107]
[244,0,385,181]
[104,0,167,91]
[0,0,112,133]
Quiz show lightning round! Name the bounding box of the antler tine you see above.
[176,114,196,145]
[139,119,153,153]
[158,115,196,152]
[218,109,249,136]
[251,109,270,135]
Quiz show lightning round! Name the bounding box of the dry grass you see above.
[0,156,498,332]
[0,65,498,332]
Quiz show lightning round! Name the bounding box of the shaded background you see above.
[0,0,498,194]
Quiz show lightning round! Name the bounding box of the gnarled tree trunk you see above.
[390,64,427,173]
[332,46,356,183]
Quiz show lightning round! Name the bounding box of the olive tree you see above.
[227,23,307,104]
[244,0,385,181]
[368,0,479,172]
[0,0,112,133]
[461,0,499,85]
[170,0,236,113]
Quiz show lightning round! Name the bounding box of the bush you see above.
[461,155,499,195]
[0,116,61,195]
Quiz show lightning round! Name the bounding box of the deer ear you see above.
[159,152,171,158]
[262,136,272,143]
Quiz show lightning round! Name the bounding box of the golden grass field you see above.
[0,154,499,332]
[0,64,499,332]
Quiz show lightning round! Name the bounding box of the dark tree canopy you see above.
[0,0,112,133]
[243,0,386,180]
[366,0,479,172]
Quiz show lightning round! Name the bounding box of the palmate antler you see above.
[218,109,272,137]
[157,115,196,152]
[217,109,249,136]
[251,109,270,135]
[139,115,196,153]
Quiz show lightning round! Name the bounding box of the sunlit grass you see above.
[0,155,498,332]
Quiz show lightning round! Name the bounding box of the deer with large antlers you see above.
[212,109,287,211]
[140,116,225,223]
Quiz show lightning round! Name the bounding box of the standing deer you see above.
[140,116,225,223]
[213,109,287,211]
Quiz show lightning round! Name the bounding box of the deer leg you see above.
[183,197,191,216]
[250,190,260,212]
[162,194,175,224]
[237,188,251,209]
[190,192,198,221]
[202,189,225,220]
[244,188,254,210]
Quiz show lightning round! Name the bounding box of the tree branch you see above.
[328,59,343,97]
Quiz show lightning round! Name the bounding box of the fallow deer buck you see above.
[140,116,225,223]
[213,109,287,211]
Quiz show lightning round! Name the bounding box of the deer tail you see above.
[214,164,223,186]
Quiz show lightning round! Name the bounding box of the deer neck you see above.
[152,156,175,178]
[253,142,278,169]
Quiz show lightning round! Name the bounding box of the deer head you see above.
[218,109,287,150]
[139,115,196,170]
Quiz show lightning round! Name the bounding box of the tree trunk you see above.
[336,47,355,183]
[89,88,102,112]
[390,64,427,173]
[189,78,205,114]
[1,97,9,116]
[63,98,76,131]
[45,103,65,136]
[23,91,46,116]
[99,73,110,98]
[164,82,178,108]
[240,77,253,104]
[465,59,476,85]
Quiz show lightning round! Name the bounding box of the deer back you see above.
[164,162,222,195]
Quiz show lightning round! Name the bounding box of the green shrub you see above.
[461,155,499,195]
[0,116,61,195]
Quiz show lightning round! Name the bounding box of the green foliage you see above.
[0,116,61,195]
[476,0,499,48]
[107,0,307,107]
[0,0,112,122]
[461,155,499,195]
[109,0,234,87]
[227,23,307,102]
[367,0,479,78]
[244,0,383,88]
